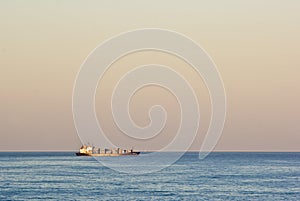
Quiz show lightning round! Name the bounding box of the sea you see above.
[0,152,299,200]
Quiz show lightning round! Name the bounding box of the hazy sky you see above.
[0,0,299,151]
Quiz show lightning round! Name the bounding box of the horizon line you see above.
[0,149,299,153]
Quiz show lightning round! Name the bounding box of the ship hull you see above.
[75,152,140,156]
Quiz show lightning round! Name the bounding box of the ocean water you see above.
[0,152,299,200]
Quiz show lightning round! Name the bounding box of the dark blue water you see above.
[0,152,299,200]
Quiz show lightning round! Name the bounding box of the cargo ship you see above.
[76,145,140,156]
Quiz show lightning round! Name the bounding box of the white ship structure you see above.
[76,145,140,156]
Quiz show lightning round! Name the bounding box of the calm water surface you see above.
[0,152,299,200]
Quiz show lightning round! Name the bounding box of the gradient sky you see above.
[0,0,299,151]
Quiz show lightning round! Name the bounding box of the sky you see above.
[0,0,299,151]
